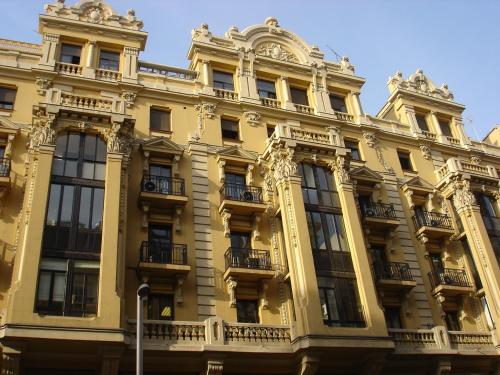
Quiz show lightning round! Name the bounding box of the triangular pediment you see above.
[217,145,257,163]
[0,117,21,134]
[350,166,383,183]
[141,137,184,157]
[402,176,435,193]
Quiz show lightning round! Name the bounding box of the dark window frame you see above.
[221,118,240,140]
[236,299,259,323]
[256,79,277,99]
[98,50,120,71]
[150,107,171,132]
[344,140,362,161]
[0,86,17,110]
[147,294,174,320]
[290,87,309,106]
[318,278,364,328]
[59,43,82,65]
[397,150,414,172]
[213,70,235,91]
[438,119,453,137]
[299,163,340,209]
[329,94,347,113]
[415,114,429,132]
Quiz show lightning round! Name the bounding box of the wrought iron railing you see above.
[360,202,397,220]
[428,268,472,289]
[139,241,188,265]
[312,250,354,273]
[141,175,185,196]
[224,247,272,271]
[412,210,453,230]
[373,261,413,281]
[0,157,11,177]
[220,183,263,204]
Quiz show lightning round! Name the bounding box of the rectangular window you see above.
[213,70,234,91]
[0,87,16,110]
[439,119,453,137]
[221,118,239,140]
[318,278,364,327]
[290,87,309,106]
[257,79,277,99]
[267,126,275,138]
[415,114,429,132]
[398,150,414,171]
[223,173,246,201]
[299,164,339,208]
[329,94,347,113]
[444,311,461,331]
[150,108,171,132]
[236,300,259,323]
[60,44,81,65]
[99,50,120,71]
[147,294,174,320]
[384,307,403,328]
[344,140,361,161]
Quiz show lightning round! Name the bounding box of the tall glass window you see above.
[36,132,106,317]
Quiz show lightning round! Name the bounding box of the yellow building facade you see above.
[0,1,499,374]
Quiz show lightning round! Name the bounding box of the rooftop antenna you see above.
[326,45,341,62]
[465,116,480,141]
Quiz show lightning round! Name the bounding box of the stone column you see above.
[452,116,472,146]
[38,33,60,70]
[237,49,260,105]
[5,135,55,323]
[201,60,212,95]
[122,46,139,83]
[452,179,500,342]
[280,76,294,110]
[269,144,324,336]
[430,112,448,144]
[329,155,387,336]
[82,41,96,78]
[350,91,364,116]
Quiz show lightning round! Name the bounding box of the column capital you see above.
[451,178,478,213]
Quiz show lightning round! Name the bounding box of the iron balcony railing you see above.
[412,210,453,230]
[224,247,272,271]
[139,241,188,265]
[312,250,354,274]
[373,261,413,281]
[141,175,185,196]
[220,183,263,204]
[428,268,472,289]
[0,157,10,177]
[360,202,397,220]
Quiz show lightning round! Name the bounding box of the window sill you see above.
[151,129,172,138]
[222,138,243,146]
[0,109,13,117]
[402,170,418,177]
[350,159,365,167]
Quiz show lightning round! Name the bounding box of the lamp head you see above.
[137,283,150,297]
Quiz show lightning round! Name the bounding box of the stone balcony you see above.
[269,123,341,152]
[436,157,499,188]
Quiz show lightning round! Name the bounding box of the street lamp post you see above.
[137,283,150,375]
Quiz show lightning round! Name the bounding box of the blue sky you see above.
[1,0,498,140]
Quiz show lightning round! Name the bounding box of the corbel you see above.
[141,202,150,229]
[252,214,261,241]
[172,154,181,177]
[260,279,269,310]
[404,189,415,209]
[246,164,254,186]
[402,292,412,317]
[143,151,150,173]
[175,206,183,232]
[222,209,231,237]
[175,275,185,304]
[226,277,238,308]
[218,159,226,183]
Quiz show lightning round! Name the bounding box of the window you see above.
[480,296,495,330]
[475,193,500,264]
[213,70,234,91]
[0,146,8,177]
[444,311,461,331]
[397,150,414,171]
[230,232,251,249]
[43,132,106,257]
[36,258,99,317]
[290,87,309,106]
[0,87,16,110]
[148,224,173,263]
[148,294,174,320]
[236,300,259,323]
[299,164,339,208]
[318,278,364,327]
[221,118,239,140]
[439,120,453,137]
[150,108,171,132]
[330,94,347,113]
[257,79,277,99]
[415,114,429,132]
[345,140,361,161]
[98,50,120,71]
[223,173,246,200]
[59,44,81,65]
[384,307,403,329]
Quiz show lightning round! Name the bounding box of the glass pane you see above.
[60,185,75,226]
[74,260,100,269]
[415,115,429,131]
[149,165,171,177]
[46,184,61,226]
[312,212,326,250]
[335,215,350,251]
[37,272,51,302]
[94,163,105,181]
[40,258,67,271]
[290,88,308,105]
[79,187,91,229]
[85,274,98,306]
[91,188,104,229]
[64,160,77,177]
[66,133,80,158]
[54,135,67,158]
[150,109,171,131]
[96,138,107,162]
[82,162,95,179]
[307,189,319,205]
[99,51,120,71]
[53,273,66,302]
[306,212,317,250]
[303,164,316,188]
[51,158,64,176]
[83,135,96,160]
[325,214,341,251]
[319,290,329,320]
[71,274,85,305]
[326,289,340,320]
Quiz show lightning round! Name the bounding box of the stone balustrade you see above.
[422,130,437,141]
[447,136,461,146]
[389,327,496,354]
[335,111,354,122]
[294,103,314,114]
[60,92,115,112]
[138,61,197,80]
[214,88,238,101]
[270,123,340,147]
[224,322,291,344]
[95,68,122,81]
[261,97,281,108]
[55,61,83,76]
[435,157,498,184]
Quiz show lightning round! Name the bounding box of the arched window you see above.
[36,132,106,317]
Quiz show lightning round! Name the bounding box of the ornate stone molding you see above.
[470,155,481,165]
[221,209,231,237]
[268,144,298,184]
[255,42,299,63]
[388,69,454,101]
[362,131,393,172]
[29,118,56,149]
[419,144,431,160]
[451,179,476,212]
[329,155,351,184]
[226,277,237,308]
[105,122,132,155]
[35,77,52,95]
[244,111,261,126]
[122,91,137,108]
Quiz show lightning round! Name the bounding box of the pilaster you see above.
[82,41,96,78]
[452,116,472,146]
[122,46,139,83]
[38,33,60,70]
[403,105,420,135]
[430,112,448,144]
[280,76,294,110]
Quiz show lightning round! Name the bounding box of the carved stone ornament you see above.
[333,155,351,184]
[122,91,137,108]
[269,144,298,183]
[470,155,481,165]
[206,360,223,375]
[244,111,261,126]
[222,209,231,237]
[452,179,477,212]
[362,131,378,148]
[29,119,56,149]
[256,42,299,63]
[203,103,217,119]
[419,144,431,160]
[106,122,131,154]
[226,277,237,308]
[35,77,52,95]
[388,69,454,101]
